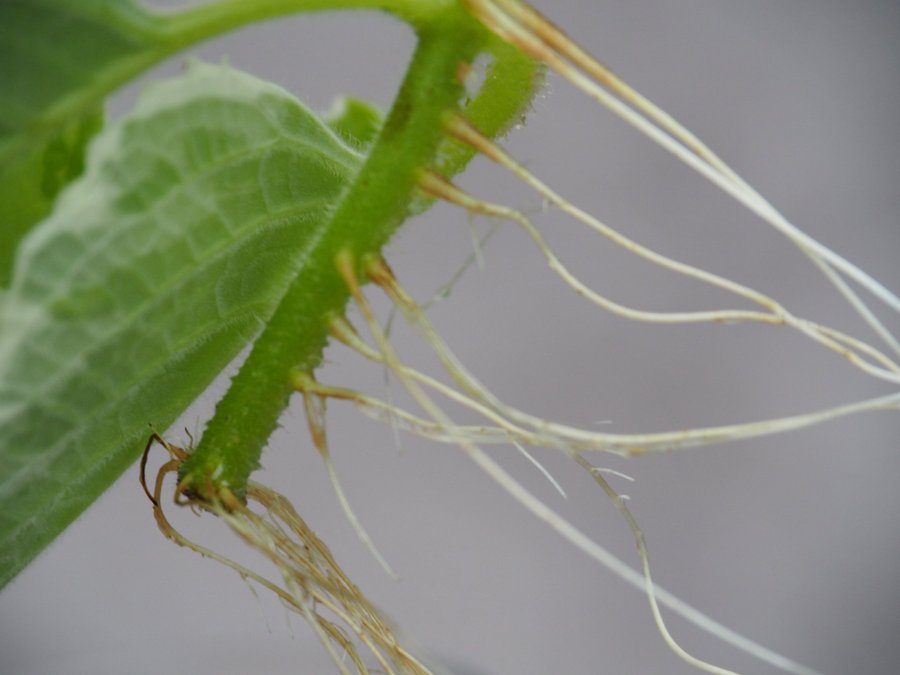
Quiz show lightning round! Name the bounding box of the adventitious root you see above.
[305,252,826,675]
[297,373,399,580]
[140,436,432,675]
[365,257,900,456]
[465,0,900,359]
[421,131,900,386]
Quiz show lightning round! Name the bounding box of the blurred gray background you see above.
[2,1,899,673]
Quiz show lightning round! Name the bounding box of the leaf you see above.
[0,109,104,287]
[0,0,169,285]
[323,96,383,150]
[0,61,364,587]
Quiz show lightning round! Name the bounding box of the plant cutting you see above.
[2,1,898,673]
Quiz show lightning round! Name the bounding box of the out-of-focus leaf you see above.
[0,109,103,286]
[0,0,169,284]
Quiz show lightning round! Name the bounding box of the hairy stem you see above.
[178,8,539,499]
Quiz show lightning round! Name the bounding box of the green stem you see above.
[156,0,457,41]
[179,7,536,499]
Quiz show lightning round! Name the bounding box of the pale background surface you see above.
[2,1,900,673]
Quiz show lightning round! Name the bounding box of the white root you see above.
[419,157,900,385]
[465,0,900,358]
[295,371,399,580]
[338,253,792,675]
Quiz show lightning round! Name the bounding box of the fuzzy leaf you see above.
[324,96,383,150]
[0,61,363,587]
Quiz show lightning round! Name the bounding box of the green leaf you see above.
[324,96,384,150]
[0,108,104,287]
[0,0,169,285]
[0,61,363,587]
